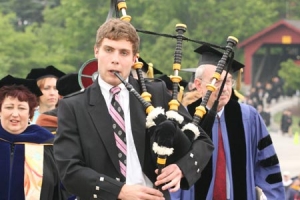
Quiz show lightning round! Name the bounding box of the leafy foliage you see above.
[1,0,300,82]
[279,59,300,92]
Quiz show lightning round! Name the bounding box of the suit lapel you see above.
[87,81,120,175]
[129,77,147,168]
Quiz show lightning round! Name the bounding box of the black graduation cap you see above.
[0,75,43,96]
[138,57,163,77]
[181,68,197,73]
[56,73,81,96]
[180,79,188,89]
[194,45,244,73]
[26,65,66,80]
[181,68,197,84]
[157,74,188,91]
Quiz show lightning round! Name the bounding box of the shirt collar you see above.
[97,75,127,93]
[206,105,224,118]
[217,107,224,118]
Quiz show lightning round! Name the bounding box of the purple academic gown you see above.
[207,103,284,200]
[170,185,194,200]
[173,103,285,200]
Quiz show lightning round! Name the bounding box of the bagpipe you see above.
[78,0,240,190]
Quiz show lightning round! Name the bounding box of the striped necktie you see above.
[109,86,127,179]
[213,116,226,200]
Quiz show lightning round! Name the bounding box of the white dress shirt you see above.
[98,77,152,187]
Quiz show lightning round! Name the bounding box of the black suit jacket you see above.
[54,76,213,200]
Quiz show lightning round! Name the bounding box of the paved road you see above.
[270,132,300,177]
[267,95,300,177]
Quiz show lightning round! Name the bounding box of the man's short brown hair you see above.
[95,18,140,55]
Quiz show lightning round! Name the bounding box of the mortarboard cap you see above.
[194,45,244,73]
[179,79,188,89]
[0,75,43,96]
[181,68,197,73]
[138,57,163,78]
[181,68,197,83]
[56,73,81,96]
[158,75,173,90]
[26,65,66,80]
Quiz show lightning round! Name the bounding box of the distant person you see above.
[254,81,263,92]
[271,76,283,101]
[285,178,300,200]
[35,72,81,200]
[26,66,65,123]
[257,88,266,106]
[257,104,271,128]
[265,81,273,104]
[282,171,293,192]
[248,87,259,105]
[36,72,82,133]
[281,109,293,136]
[245,98,258,109]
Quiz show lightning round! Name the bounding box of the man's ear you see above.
[94,46,99,57]
[132,54,138,64]
[194,78,205,96]
[194,78,201,89]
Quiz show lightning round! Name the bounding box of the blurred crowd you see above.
[283,171,300,200]
[245,76,285,109]
[243,75,300,200]
[244,75,299,134]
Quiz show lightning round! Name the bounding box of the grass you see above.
[273,112,300,134]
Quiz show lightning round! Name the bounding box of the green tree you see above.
[0,12,66,78]
[32,0,110,73]
[274,0,300,19]
[4,0,60,31]
[0,13,15,77]
[0,0,11,14]
[130,0,281,76]
[279,59,300,93]
[2,0,300,82]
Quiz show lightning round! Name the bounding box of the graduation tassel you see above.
[234,89,245,102]
[177,86,184,102]
[236,68,243,91]
[234,68,245,102]
[147,63,154,78]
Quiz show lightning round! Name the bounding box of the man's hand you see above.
[181,90,202,107]
[154,164,183,192]
[118,184,165,200]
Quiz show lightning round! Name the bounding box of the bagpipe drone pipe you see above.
[191,37,239,135]
[118,23,203,183]
[77,0,240,190]
[78,0,197,172]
